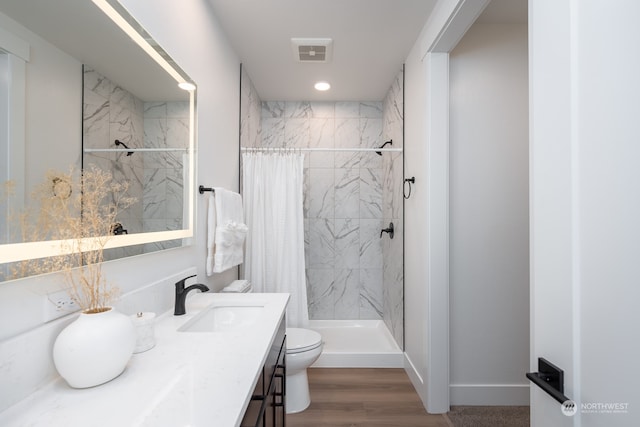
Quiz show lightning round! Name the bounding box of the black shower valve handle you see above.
[380,222,395,239]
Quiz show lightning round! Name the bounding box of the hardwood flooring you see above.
[286,368,451,427]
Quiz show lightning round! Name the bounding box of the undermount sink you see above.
[178,303,265,333]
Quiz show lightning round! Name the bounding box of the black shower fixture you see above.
[380,222,395,239]
[110,222,128,235]
[404,176,415,199]
[115,139,134,156]
[375,139,393,155]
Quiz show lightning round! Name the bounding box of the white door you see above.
[529,1,640,426]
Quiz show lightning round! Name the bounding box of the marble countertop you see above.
[0,292,289,427]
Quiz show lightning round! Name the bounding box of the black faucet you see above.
[174,274,210,315]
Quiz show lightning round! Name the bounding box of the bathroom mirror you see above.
[0,0,196,280]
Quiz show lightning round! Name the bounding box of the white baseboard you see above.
[450,384,530,406]
[404,353,429,410]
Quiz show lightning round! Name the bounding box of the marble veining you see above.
[84,68,144,260]
[261,101,285,118]
[83,68,188,259]
[308,219,335,268]
[308,169,335,218]
[335,169,360,219]
[360,168,383,219]
[285,101,312,118]
[359,118,383,148]
[309,118,334,148]
[307,268,336,319]
[334,219,360,269]
[256,100,392,323]
[309,102,335,118]
[284,118,310,147]
[240,68,262,148]
[359,219,384,269]
[381,70,404,347]
[334,269,360,319]
[246,89,403,338]
[359,268,383,319]
[261,118,285,147]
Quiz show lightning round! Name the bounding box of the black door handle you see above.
[526,357,572,405]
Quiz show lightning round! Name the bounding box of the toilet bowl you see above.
[285,327,323,414]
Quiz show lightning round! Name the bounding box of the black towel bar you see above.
[199,185,215,194]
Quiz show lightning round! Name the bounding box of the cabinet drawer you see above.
[264,320,286,389]
[241,317,286,427]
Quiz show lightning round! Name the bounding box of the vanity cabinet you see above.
[241,317,286,427]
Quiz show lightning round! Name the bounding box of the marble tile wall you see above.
[240,66,262,149]
[83,67,187,258]
[240,68,404,346]
[83,67,144,259]
[260,100,386,321]
[141,100,189,253]
[382,70,404,348]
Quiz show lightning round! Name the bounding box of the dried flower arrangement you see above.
[2,165,136,313]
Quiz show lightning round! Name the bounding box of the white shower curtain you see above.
[242,152,308,328]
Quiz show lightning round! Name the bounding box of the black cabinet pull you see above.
[273,373,285,407]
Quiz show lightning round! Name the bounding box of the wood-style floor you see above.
[286,368,451,427]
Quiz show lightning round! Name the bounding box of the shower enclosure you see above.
[82,66,189,259]
[240,66,404,367]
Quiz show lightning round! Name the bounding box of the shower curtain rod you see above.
[240,147,403,153]
[83,148,188,153]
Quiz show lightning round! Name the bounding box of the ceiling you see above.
[208,0,528,102]
[0,0,187,102]
[476,0,527,24]
[0,0,527,104]
[207,0,439,102]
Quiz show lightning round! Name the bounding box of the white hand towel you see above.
[210,188,247,274]
[206,194,216,276]
[221,280,252,293]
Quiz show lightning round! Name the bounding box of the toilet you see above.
[285,327,323,413]
[221,280,323,414]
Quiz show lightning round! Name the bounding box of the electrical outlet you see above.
[44,289,79,322]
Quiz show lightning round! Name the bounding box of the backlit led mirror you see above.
[0,0,196,281]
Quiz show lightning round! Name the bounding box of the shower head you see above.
[115,139,134,156]
[375,140,393,156]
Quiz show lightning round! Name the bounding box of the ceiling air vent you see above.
[291,38,333,63]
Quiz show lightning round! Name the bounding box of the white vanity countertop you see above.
[0,292,289,427]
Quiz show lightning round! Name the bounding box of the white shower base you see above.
[308,320,403,368]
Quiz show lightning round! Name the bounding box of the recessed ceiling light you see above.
[178,82,196,91]
[314,81,331,91]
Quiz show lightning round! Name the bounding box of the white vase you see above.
[53,307,136,388]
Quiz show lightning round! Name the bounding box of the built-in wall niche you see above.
[0,0,196,281]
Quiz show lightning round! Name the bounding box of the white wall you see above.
[119,0,240,290]
[403,40,431,407]
[577,3,640,423]
[403,0,489,414]
[0,0,240,411]
[0,11,81,204]
[449,22,529,405]
[530,1,640,426]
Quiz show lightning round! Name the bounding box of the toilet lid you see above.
[286,328,322,354]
